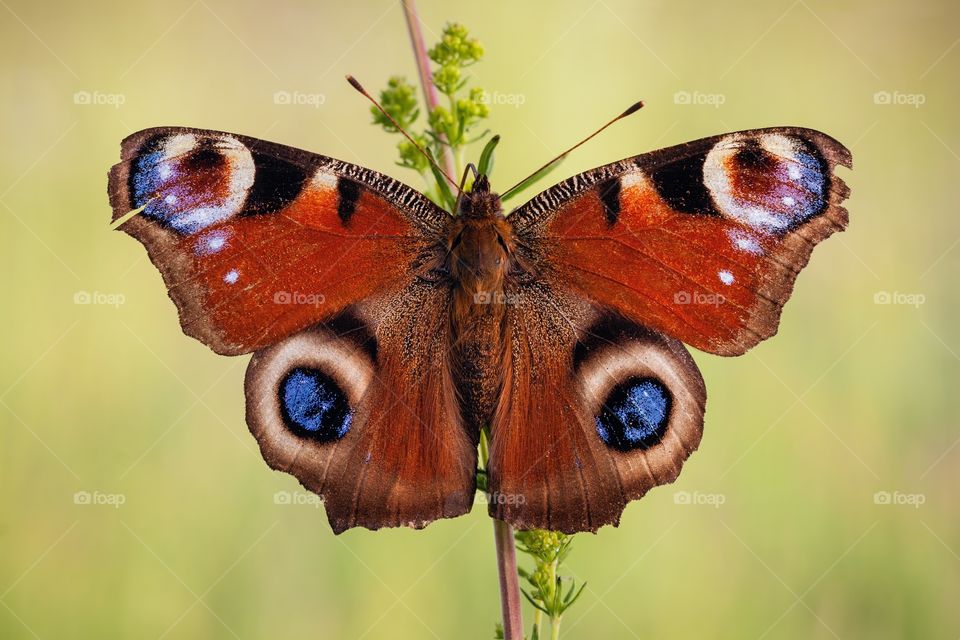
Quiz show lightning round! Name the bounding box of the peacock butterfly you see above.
[108,103,851,534]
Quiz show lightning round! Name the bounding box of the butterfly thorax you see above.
[447,178,514,431]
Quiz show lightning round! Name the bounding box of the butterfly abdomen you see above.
[447,198,515,432]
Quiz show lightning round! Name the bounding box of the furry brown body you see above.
[446,176,513,433]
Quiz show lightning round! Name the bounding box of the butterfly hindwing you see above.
[245,283,477,533]
[487,282,706,532]
[509,127,852,357]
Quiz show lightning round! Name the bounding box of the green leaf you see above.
[563,578,576,603]
[521,589,550,614]
[427,154,456,212]
[560,582,587,614]
[477,134,499,177]
[501,156,565,202]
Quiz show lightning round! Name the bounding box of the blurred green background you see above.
[2,0,958,637]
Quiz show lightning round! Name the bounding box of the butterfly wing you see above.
[110,128,476,532]
[508,127,852,356]
[488,128,851,531]
[488,282,706,532]
[245,282,477,533]
[108,126,448,355]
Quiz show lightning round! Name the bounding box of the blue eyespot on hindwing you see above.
[279,367,353,441]
[595,377,672,451]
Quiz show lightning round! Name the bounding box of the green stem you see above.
[548,557,560,639]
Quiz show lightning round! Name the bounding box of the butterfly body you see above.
[109,125,851,533]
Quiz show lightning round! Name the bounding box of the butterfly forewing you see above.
[108,126,447,355]
[509,127,852,357]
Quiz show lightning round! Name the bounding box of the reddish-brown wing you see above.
[245,283,477,534]
[487,128,851,532]
[108,127,448,355]
[110,128,475,532]
[509,127,852,356]
[488,284,706,533]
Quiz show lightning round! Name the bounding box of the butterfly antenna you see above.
[346,75,461,193]
[502,100,645,197]
[452,163,478,214]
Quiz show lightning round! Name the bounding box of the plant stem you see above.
[481,432,524,638]
[400,0,458,183]
[547,557,559,639]
[493,517,524,639]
